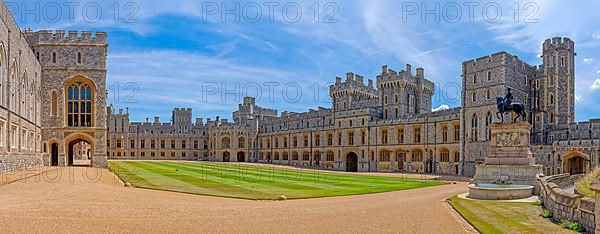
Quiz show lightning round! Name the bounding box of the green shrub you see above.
[541,210,552,218]
[575,167,600,198]
[560,220,585,232]
[534,200,543,206]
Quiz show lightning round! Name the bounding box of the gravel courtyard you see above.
[0,167,469,233]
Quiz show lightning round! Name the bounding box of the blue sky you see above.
[7,0,600,122]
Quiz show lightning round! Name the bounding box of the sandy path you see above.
[0,167,469,233]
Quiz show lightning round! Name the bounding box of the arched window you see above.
[486,112,493,140]
[52,52,57,63]
[51,91,58,115]
[326,151,334,161]
[379,150,390,162]
[221,137,230,149]
[440,149,450,162]
[238,137,245,148]
[472,92,476,102]
[487,71,492,81]
[10,62,17,111]
[66,80,93,127]
[486,89,491,100]
[473,74,477,83]
[411,150,423,162]
[549,94,554,105]
[471,114,479,142]
[0,45,5,106]
[77,52,82,64]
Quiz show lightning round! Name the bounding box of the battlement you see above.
[377,64,433,94]
[330,72,377,96]
[173,108,192,112]
[23,29,107,45]
[543,37,574,50]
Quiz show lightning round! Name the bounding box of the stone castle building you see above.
[108,37,598,177]
[0,3,108,173]
[0,0,595,177]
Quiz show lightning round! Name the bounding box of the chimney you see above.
[336,77,342,84]
[119,109,123,114]
[154,116,160,123]
[416,68,424,77]
[382,65,389,74]
[406,64,412,74]
[145,118,149,123]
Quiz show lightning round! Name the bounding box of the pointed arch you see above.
[64,76,96,127]
[0,43,5,107]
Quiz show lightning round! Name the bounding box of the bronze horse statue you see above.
[496,96,526,123]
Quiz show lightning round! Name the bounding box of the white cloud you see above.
[583,58,594,63]
[591,79,600,90]
[432,105,450,112]
[575,95,582,102]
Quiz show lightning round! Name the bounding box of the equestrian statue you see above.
[496,88,526,123]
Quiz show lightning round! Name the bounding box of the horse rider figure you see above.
[504,88,513,110]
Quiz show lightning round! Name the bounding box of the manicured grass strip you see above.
[448,196,574,234]
[109,161,446,200]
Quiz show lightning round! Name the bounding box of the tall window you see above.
[440,149,450,162]
[414,127,422,143]
[66,81,92,127]
[487,71,492,81]
[471,114,479,142]
[238,137,245,148]
[486,112,493,141]
[77,52,82,64]
[52,52,57,63]
[381,129,388,144]
[442,126,448,143]
[348,132,354,145]
[0,46,5,106]
[398,128,405,143]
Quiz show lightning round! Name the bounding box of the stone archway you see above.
[223,151,230,162]
[563,151,588,175]
[68,139,93,167]
[346,152,358,172]
[237,151,245,162]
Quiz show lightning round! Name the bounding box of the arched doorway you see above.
[396,151,405,171]
[563,152,588,175]
[68,139,92,166]
[223,151,230,162]
[51,143,59,166]
[346,152,358,172]
[237,152,245,162]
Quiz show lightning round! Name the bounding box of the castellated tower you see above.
[23,29,108,168]
[541,37,575,125]
[376,64,434,119]
[329,72,378,112]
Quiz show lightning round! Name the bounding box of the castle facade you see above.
[0,3,108,173]
[107,37,595,177]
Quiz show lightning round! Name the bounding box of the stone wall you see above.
[0,154,43,174]
[539,174,595,232]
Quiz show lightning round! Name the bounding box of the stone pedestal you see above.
[472,122,544,193]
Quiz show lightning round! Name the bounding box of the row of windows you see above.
[259,126,459,149]
[109,139,208,150]
[259,150,460,163]
[0,120,39,151]
[110,151,207,158]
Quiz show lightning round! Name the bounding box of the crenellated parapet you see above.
[23,29,107,45]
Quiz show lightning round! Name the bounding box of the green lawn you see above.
[448,196,573,234]
[108,161,446,200]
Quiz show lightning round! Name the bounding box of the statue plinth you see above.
[472,122,543,194]
[485,122,535,165]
